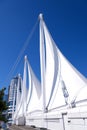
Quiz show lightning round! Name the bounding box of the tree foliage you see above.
[0,88,8,122]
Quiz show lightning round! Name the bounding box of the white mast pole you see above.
[39,14,46,112]
[23,55,27,115]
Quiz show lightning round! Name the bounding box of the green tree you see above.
[0,88,8,122]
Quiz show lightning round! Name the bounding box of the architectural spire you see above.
[39,13,43,21]
[24,55,27,61]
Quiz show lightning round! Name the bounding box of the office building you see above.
[8,75,22,124]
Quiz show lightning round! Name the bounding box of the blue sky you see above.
[0,0,87,92]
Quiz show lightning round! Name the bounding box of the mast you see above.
[39,14,46,112]
[22,55,27,115]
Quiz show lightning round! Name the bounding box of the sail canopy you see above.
[26,59,42,113]
[13,14,87,123]
[39,14,87,111]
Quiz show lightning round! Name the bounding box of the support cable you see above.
[5,18,39,83]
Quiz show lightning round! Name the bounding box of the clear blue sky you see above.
[0,0,87,92]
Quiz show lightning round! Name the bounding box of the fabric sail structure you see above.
[13,14,87,125]
[13,54,42,121]
[15,56,29,118]
[39,14,87,111]
[26,59,42,114]
[74,83,87,103]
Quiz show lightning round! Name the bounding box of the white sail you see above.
[39,14,46,112]
[74,84,87,103]
[40,16,87,111]
[40,19,66,110]
[26,60,42,113]
[15,56,28,117]
[58,50,87,103]
[13,14,87,130]
[26,59,32,111]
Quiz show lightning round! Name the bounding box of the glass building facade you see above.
[8,75,22,124]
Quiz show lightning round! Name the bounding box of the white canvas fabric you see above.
[26,61,42,113]
[15,57,28,118]
[40,16,87,111]
[13,14,87,124]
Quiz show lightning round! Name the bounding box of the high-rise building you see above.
[8,75,22,124]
